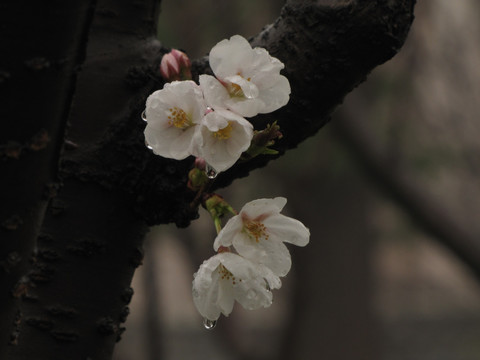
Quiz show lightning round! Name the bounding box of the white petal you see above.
[214,215,243,250]
[221,253,278,310]
[256,264,282,290]
[217,280,235,316]
[241,197,287,220]
[264,214,310,247]
[232,233,292,277]
[192,256,223,321]
[233,276,273,310]
[224,97,264,118]
[199,74,230,110]
[209,35,253,78]
[194,109,253,172]
[144,80,206,160]
[256,75,291,114]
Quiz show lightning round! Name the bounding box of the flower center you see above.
[228,83,244,98]
[219,264,239,285]
[213,122,233,140]
[244,220,269,243]
[227,77,251,98]
[167,107,191,129]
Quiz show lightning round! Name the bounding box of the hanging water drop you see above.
[203,318,217,330]
[141,110,147,122]
[205,164,218,179]
[145,140,153,150]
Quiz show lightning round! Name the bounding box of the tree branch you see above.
[72,0,416,225]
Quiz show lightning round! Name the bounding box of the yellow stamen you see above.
[244,220,269,243]
[219,264,240,284]
[167,107,191,129]
[228,83,244,98]
[213,122,233,140]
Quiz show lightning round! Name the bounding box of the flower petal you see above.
[232,232,292,276]
[192,109,253,172]
[214,215,244,250]
[257,75,291,114]
[264,214,310,247]
[209,35,253,78]
[192,256,223,321]
[241,197,287,220]
[144,80,206,160]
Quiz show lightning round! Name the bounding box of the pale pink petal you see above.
[199,74,230,110]
[214,215,244,250]
[263,214,310,247]
[241,197,287,220]
[209,35,253,78]
[257,75,291,113]
[232,232,292,276]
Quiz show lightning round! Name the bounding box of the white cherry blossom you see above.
[200,35,291,117]
[192,252,281,321]
[144,80,207,160]
[191,108,253,172]
[214,197,310,277]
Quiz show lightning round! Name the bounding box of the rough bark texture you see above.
[0,0,95,352]
[0,0,415,359]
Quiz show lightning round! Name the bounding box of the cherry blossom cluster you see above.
[142,35,309,327]
[143,35,290,173]
[192,197,310,323]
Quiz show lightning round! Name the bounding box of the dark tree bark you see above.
[0,0,95,352]
[0,0,415,359]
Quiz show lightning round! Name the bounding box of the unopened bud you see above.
[204,194,236,218]
[242,121,282,160]
[188,167,208,191]
[194,157,206,171]
[160,49,192,82]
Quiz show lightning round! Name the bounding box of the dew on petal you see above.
[145,140,153,150]
[203,318,217,330]
[141,110,147,122]
[205,163,218,179]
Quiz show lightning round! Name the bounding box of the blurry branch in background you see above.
[334,112,480,281]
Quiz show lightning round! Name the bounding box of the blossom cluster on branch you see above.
[144,35,290,173]
[193,197,309,323]
[142,35,309,327]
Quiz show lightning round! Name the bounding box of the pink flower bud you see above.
[160,49,192,82]
[194,157,206,171]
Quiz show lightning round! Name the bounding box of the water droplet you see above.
[203,318,217,330]
[141,110,147,122]
[205,164,218,179]
[265,281,271,292]
[145,140,153,150]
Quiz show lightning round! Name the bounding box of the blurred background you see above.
[114,1,480,359]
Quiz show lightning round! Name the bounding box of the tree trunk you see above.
[0,0,96,351]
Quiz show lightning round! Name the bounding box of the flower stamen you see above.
[213,122,233,140]
[167,107,192,129]
[219,264,240,284]
[244,220,269,243]
[228,83,244,98]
